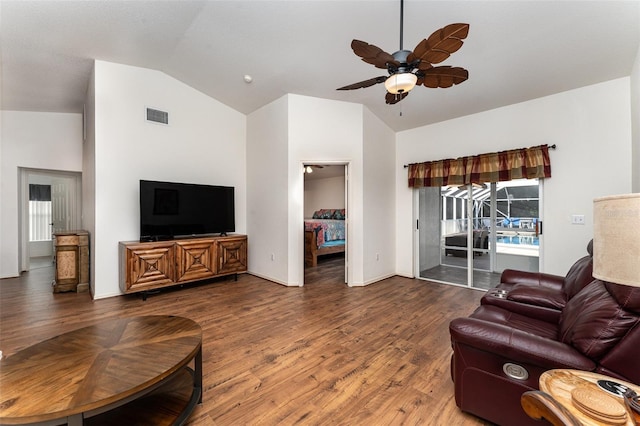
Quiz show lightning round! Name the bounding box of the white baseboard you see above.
[246,271,301,287]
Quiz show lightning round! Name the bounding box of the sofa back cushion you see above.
[562,239,594,300]
[605,281,640,314]
[559,280,640,360]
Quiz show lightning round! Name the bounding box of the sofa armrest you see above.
[481,293,562,323]
[500,269,565,292]
[449,317,595,371]
[508,284,567,310]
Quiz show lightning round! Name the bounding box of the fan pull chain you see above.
[396,93,402,117]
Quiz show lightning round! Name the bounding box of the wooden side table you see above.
[53,230,89,293]
[524,369,640,426]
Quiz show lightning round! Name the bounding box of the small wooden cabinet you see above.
[120,234,247,295]
[53,230,90,293]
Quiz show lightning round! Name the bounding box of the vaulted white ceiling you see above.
[1,0,639,132]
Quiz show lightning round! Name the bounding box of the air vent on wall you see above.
[146,107,169,125]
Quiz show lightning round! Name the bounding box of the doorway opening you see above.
[303,163,348,285]
[19,168,82,272]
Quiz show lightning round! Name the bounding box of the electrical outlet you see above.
[571,214,585,225]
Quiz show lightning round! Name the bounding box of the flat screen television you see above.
[140,180,235,241]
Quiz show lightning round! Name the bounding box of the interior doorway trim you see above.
[18,167,82,272]
[300,160,350,287]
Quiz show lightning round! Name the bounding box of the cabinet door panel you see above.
[176,239,216,282]
[56,246,79,284]
[217,238,247,274]
[126,243,175,291]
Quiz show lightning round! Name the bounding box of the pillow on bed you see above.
[313,209,334,219]
[332,209,346,220]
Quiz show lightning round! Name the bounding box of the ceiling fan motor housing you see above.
[388,50,415,74]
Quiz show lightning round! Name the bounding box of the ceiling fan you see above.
[337,0,469,105]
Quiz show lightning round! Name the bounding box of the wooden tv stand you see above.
[120,234,247,296]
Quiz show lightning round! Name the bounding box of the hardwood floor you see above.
[0,261,491,425]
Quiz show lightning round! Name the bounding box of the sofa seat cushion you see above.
[471,305,558,340]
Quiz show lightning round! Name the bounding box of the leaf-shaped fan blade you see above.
[351,40,399,69]
[417,61,433,71]
[337,76,387,91]
[385,91,409,105]
[412,23,469,65]
[420,66,468,88]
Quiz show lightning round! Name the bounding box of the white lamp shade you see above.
[593,193,640,287]
[384,73,417,94]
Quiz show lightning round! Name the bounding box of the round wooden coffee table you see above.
[0,315,202,425]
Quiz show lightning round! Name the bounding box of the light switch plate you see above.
[571,214,585,225]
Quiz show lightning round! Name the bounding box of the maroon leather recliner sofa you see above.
[449,277,640,425]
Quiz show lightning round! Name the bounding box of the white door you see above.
[51,180,68,235]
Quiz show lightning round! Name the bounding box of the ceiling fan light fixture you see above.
[384,73,417,94]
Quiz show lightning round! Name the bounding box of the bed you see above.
[304,209,346,267]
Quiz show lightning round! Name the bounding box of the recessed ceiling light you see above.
[243,75,253,84]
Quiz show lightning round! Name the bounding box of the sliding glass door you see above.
[417,179,541,289]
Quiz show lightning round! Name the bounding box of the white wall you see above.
[304,176,345,218]
[288,95,364,286]
[1,111,83,278]
[632,43,640,193]
[362,107,396,284]
[0,61,3,275]
[83,67,97,294]
[396,78,632,277]
[91,61,246,299]
[247,94,395,287]
[246,96,290,285]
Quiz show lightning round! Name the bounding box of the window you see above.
[29,184,52,241]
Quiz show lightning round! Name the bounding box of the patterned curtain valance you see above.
[407,144,552,188]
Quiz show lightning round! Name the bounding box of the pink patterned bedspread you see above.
[304,219,345,247]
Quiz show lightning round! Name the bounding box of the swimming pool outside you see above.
[496,235,539,246]
[496,234,539,257]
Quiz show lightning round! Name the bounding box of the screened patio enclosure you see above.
[417,179,541,289]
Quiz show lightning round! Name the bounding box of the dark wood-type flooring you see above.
[0,255,490,425]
